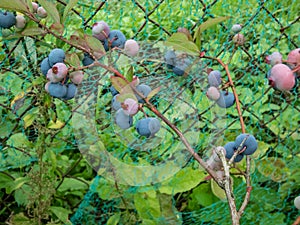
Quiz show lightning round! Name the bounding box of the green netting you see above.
[0,0,299,224]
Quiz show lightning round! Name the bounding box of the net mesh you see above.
[0,0,299,224]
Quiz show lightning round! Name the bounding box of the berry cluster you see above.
[0,2,47,31]
[266,48,299,91]
[164,50,191,76]
[206,70,235,108]
[206,134,258,176]
[82,21,140,66]
[231,24,245,46]
[110,83,161,137]
[41,48,84,100]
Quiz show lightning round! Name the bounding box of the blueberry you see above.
[82,53,94,66]
[108,30,126,48]
[92,21,110,41]
[115,108,133,130]
[48,48,65,66]
[136,84,152,103]
[110,86,119,96]
[231,24,242,33]
[172,57,190,76]
[136,117,161,137]
[216,91,235,108]
[48,83,67,98]
[0,11,16,29]
[40,57,51,76]
[63,83,77,100]
[234,134,258,155]
[164,50,176,69]
[208,70,222,87]
[112,94,121,111]
[101,39,109,51]
[224,141,244,162]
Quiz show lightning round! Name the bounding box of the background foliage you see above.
[0,0,299,224]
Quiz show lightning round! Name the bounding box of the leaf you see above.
[57,178,88,192]
[0,0,28,13]
[159,167,205,194]
[50,23,64,35]
[84,35,105,58]
[124,66,134,82]
[165,33,200,56]
[65,53,81,67]
[211,179,226,201]
[257,157,289,182]
[116,92,137,103]
[110,76,128,92]
[69,34,89,51]
[134,191,161,220]
[21,27,46,36]
[194,16,230,48]
[107,212,121,225]
[47,120,65,129]
[23,107,39,129]
[7,133,32,148]
[6,177,30,194]
[62,0,79,23]
[38,0,60,23]
[147,86,161,100]
[49,206,72,224]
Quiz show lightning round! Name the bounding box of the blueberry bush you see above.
[0,1,299,225]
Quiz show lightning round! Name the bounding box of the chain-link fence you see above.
[0,0,299,224]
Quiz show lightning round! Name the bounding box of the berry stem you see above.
[291,64,300,73]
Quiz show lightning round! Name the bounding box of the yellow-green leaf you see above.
[0,0,28,13]
[62,0,79,23]
[23,108,39,129]
[107,212,121,225]
[21,27,46,36]
[110,76,128,93]
[211,179,226,201]
[47,120,65,129]
[147,86,161,100]
[165,33,200,56]
[65,53,81,67]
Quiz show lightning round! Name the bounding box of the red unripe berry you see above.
[268,64,295,91]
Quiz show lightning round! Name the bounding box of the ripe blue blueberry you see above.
[82,53,94,66]
[112,94,121,111]
[172,57,191,76]
[115,108,133,129]
[234,134,258,155]
[208,70,222,87]
[164,50,176,69]
[40,57,51,76]
[136,84,152,103]
[224,141,244,162]
[108,30,126,48]
[110,86,119,96]
[0,11,16,29]
[63,83,77,100]
[216,91,235,108]
[48,48,65,66]
[136,117,161,137]
[48,83,67,98]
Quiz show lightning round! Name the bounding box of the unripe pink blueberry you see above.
[37,7,47,18]
[233,33,245,46]
[268,63,295,91]
[131,76,140,86]
[124,39,140,57]
[206,86,220,101]
[70,71,84,84]
[122,98,139,116]
[15,15,26,29]
[294,196,300,210]
[287,48,300,66]
[32,2,39,13]
[92,21,110,41]
[265,52,282,65]
[47,63,68,82]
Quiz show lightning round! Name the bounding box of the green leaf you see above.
[110,76,128,92]
[0,173,14,189]
[165,33,200,56]
[147,86,161,100]
[257,157,289,182]
[125,66,134,82]
[7,133,32,148]
[134,190,161,220]
[21,27,46,36]
[57,178,89,192]
[211,179,226,201]
[116,92,137,103]
[38,0,60,23]
[159,167,205,194]
[6,177,30,194]
[84,35,105,58]
[62,0,79,23]
[49,206,72,224]
[50,23,64,35]
[65,53,81,67]
[23,107,39,129]
[107,212,121,225]
[194,16,230,48]
[0,0,28,13]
